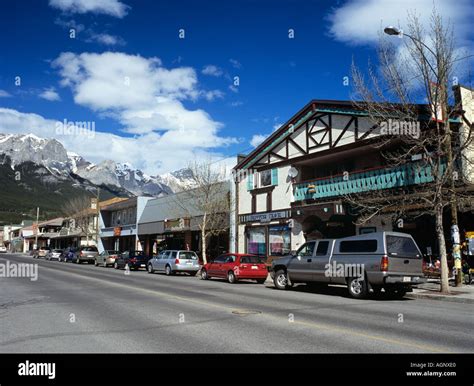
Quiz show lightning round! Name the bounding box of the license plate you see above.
[251,265,258,270]
[403,276,411,282]
[140,264,146,267]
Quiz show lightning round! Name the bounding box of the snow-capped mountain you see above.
[0,133,195,196]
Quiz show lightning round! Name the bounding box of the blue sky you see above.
[0,0,472,174]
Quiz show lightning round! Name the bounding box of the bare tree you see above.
[61,195,95,245]
[172,159,230,265]
[350,8,473,293]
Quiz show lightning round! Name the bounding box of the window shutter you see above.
[247,173,254,191]
[271,168,278,186]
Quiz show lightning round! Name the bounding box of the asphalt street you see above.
[1,253,472,353]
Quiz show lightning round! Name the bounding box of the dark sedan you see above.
[114,251,150,270]
[60,247,77,262]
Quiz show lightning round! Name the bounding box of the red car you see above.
[201,253,268,284]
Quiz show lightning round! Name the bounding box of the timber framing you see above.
[234,99,462,173]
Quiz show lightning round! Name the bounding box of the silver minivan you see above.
[147,250,200,276]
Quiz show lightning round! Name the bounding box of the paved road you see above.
[0,253,472,353]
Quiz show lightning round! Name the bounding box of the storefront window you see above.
[269,225,291,256]
[247,227,266,255]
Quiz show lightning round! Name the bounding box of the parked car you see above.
[95,250,120,267]
[73,246,98,264]
[201,253,268,283]
[148,250,200,276]
[46,249,63,261]
[60,247,77,262]
[271,231,424,299]
[0,246,7,253]
[33,246,51,259]
[114,250,150,270]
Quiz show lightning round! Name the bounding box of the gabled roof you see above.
[235,99,460,171]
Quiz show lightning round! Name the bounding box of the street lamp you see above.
[384,26,437,74]
[383,26,400,36]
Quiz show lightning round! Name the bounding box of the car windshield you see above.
[107,250,120,254]
[83,246,98,252]
[240,255,265,264]
[179,251,198,260]
[53,249,62,253]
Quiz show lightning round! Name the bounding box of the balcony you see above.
[293,161,446,202]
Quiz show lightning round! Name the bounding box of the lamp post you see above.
[384,26,462,287]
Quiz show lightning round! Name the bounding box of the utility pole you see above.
[34,207,39,251]
[95,188,100,246]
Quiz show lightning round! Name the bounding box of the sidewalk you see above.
[407,279,474,304]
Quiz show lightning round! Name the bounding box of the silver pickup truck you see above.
[270,231,424,299]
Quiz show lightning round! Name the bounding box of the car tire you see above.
[147,264,154,274]
[256,278,266,284]
[347,277,368,299]
[103,261,108,268]
[273,269,290,290]
[114,262,119,269]
[94,260,99,267]
[201,269,209,280]
[165,265,173,276]
[227,271,237,284]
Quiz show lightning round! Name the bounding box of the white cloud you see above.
[229,59,242,69]
[202,65,223,77]
[10,51,239,173]
[250,134,267,148]
[49,0,130,18]
[39,88,61,101]
[0,108,235,175]
[203,90,225,101]
[52,51,222,135]
[89,33,125,46]
[328,0,473,47]
[229,85,239,93]
[0,90,11,98]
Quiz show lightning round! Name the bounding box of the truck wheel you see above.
[274,270,290,290]
[347,277,368,299]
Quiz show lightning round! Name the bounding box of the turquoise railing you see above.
[293,161,447,201]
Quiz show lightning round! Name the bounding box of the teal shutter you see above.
[271,168,278,186]
[247,173,254,191]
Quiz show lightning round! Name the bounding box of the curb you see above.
[406,292,474,304]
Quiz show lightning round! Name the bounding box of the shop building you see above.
[138,182,230,260]
[99,197,151,253]
[232,89,474,261]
